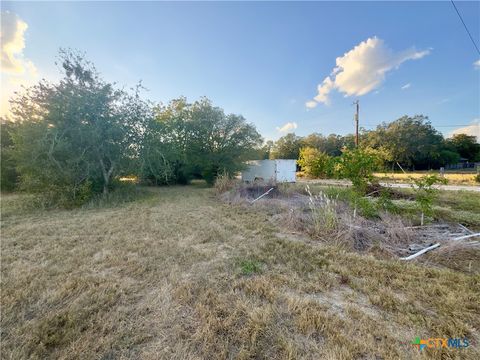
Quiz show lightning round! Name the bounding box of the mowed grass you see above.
[1,185,479,359]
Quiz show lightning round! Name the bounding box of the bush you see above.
[375,188,399,214]
[9,50,150,207]
[475,173,480,184]
[346,191,378,218]
[83,182,152,209]
[0,120,18,191]
[16,175,94,209]
[298,147,334,178]
[410,174,448,224]
[335,147,383,194]
[411,174,447,213]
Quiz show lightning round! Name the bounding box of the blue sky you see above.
[1,1,479,140]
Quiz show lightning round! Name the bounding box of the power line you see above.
[362,124,476,128]
[450,0,480,55]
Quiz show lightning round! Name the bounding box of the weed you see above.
[239,259,263,275]
[305,185,338,234]
[213,170,237,194]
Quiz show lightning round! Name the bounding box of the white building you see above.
[241,159,296,183]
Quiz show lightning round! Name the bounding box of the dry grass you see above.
[1,184,480,359]
[375,171,478,185]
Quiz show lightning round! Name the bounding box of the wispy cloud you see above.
[1,11,38,115]
[305,37,430,108]
[450,119,480,140]
[474,59,480,70]
[438,98,451,104]
[276,122,298,133]
[401,83,411,90]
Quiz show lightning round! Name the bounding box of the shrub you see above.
[346,191,378,219]
[335,147,383,194]
[298,147,334,178]
[410,174,448,225]
[9,50,150,207]
[1,120,18,191]
[375,188,398,214]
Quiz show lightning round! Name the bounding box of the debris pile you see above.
[220,182,480,270]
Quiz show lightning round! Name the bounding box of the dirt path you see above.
[299,178,480,192]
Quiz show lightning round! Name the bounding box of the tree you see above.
[270,133,303,159]
[302,133,355,156]
[140,97,262,185]
[447,134,480,161]
[9,50,149,205]
[140,98,192,185]
[257,140,274,160]
[188,98,262,184]
[0,119,19,191]
[364,115,448,169]
[335,147,384,194]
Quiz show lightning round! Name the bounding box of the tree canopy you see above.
[140,97,262,185]
[447,134,480,162]
[3,50,262,205]
[270,115,475,170]
[2,50,478,206]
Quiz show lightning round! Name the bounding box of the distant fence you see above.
[445,162,480,170]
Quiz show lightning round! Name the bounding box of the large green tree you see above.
[302,133,355,156]
[447,133,480,161]
[270,133,303,159]
[9,50,150,205]
[140,97,262,185]
[364,115,453,169]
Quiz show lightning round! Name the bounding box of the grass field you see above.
[374,171,479,186]
[1,184,480,359]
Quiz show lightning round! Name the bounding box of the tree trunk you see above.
[99,159,114,196]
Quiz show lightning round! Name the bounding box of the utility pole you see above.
[353,100,359,147]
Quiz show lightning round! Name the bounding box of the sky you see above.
[1,1,479,141]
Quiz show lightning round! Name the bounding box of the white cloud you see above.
[474,59,480,70]
[401,83,411,90]
[450,119,480,141]
[1,11,36,75]
[276,122,298,133]
[306,37,430,107]
[1,11,38,116]
[305,100,317,109]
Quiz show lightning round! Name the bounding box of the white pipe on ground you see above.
[250,187,275,204]
[452,233,480,241]
[400,243,441,261]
